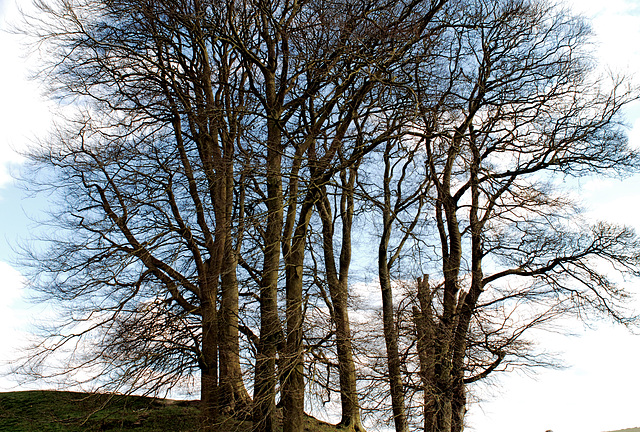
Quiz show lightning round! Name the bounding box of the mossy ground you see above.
[0,390,337,432]
[0,390,202,431]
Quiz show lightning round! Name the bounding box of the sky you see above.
[1,1,640,432]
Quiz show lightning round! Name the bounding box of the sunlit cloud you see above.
[0,0,51,188]
[0,261,28,389]
[566,0,640,72]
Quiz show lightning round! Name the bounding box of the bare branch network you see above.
[13,1,640,432]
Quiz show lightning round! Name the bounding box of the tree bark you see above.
[413,275,437,432]
[317,174,365,432]
[379,144,408,432]
[201,257,220,430]
[212,119,251,411]
[282,197,315,432]
[379,255,408,432]
[253,104,284,432]
[219,252,252,414]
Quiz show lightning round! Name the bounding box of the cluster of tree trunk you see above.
[17,1,640,432]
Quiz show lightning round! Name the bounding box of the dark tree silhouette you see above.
[15,1,640,432]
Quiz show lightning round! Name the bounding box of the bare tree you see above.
[18,1,447,432]
[332,2,640,432]
[219,1,447,431]
[17,1,640,432]
[405,1,640,431]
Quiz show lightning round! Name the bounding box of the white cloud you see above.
[468,323,640,432]
[0,260,24,303]
[625,115,640,150]
[565,0,640,73]
[0,261,29,390]
[573,175,640,231]
[0,0,52,188]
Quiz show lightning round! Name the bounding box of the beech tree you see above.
[18,1,446,432]
[21,1,255,427]
[358,1,640,431]
[215,2,447,431]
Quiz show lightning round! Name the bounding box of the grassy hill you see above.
[3,391,636,432]
[606,429,640,432]
[0,390,337,432]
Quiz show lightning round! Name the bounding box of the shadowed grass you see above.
[0,390,338,432]
[0,390,201,431]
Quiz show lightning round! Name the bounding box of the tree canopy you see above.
[16,1,640,432]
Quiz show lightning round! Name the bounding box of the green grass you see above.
[3,391,636,432]
[0,390,203,431]
[0,390,338,432]
[606,429,640,432]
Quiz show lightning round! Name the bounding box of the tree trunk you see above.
[448,135,482,432]
[379,257,408,432]
[379,145,408,432]
[218,157,251,413]
[426,126,465,432]
[201,264,219,430]
[219,251,252,414]
[333,294,364,432]
[282,197,315,432]
[253,112,283,432]
[317,182,365,432]
[413,275,437,432]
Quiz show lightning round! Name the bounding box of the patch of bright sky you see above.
[0,0,53,389]
[0,261,29,390]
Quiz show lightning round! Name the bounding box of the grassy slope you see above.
[4,391,636,432]
[0,391,337,432]
[606,429,640,432]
